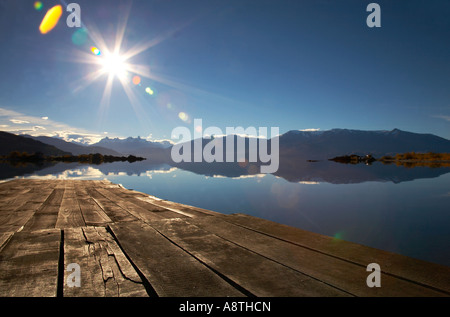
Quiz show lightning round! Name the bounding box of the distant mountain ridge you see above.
[92,136,172,159]
[0,131,70,156]
[279,128,450,160]
[169,128,450,162]
[26,135,123,156]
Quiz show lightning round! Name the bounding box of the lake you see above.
[1,160,449,267]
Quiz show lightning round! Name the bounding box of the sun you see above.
[100,52,127,80]
[69,4,197,129]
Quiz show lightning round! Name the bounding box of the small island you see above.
[329,152,450,168]
[329,154,376,165]
[378,152,450,168]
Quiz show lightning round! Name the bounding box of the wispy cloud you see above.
[432,115,450,122]
[299,128,321,132]
[0,107,111,144]
[10,119,30,124]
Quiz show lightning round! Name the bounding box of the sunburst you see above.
[67,5,155,129]
[67,5,223,132]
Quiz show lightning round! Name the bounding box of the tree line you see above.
[329,152,450,168]
[0,151,145,165]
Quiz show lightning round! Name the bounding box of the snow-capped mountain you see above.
[92,136,173,159]
[26,135,122,156]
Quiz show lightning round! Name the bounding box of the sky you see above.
[0,0,449,144]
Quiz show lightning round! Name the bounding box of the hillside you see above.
[0,131,70,156]
[27,135,122,156]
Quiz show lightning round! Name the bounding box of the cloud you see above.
[0,107,112,144]
[299,128,321,132]
[432,115,450,122]
[10,119,30,124]
[145,167,177,179]
[53,132,108,145]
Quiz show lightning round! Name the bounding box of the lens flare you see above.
[39,5,63,34]
[72,28,88,46]
[132,75,141,85]
[178,112,188,121]
[91,47,101,56]
[145,87,154,95]
[34,1,43,11]
[332,231,345,242]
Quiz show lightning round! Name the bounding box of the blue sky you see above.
[0,0,449,143]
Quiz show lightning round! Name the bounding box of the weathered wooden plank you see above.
[95,188,163,223]
[149,218,350,297]
[109,221,245,297]
[222,213,450,295]
[0,182,53,212]
[63,227,103,296]
[0,210,34,233]
[107,189,191,219]
[86,188,139,223]
[0,232,13,252]
[188,216,448,297]
[64,226,148,297]
[77,198,112,226]
[0,187,31,205]
[21,189,65,232]
[0,229,61,297]
[0,182,55,233]
[55,184,85,229]
[74,184,112,226]
[114,186,220,218]
[108,188,169,212]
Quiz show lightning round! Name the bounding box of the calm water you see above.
[2,160,449,267]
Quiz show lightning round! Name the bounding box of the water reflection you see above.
[1,160,449,267]
[2,159,449,184]
[0,160,174,181]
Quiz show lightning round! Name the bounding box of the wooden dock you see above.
[0,179,448,297]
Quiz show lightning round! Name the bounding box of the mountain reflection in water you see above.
[1,159,450,184]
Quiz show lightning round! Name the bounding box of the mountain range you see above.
[93,136,172,159]
[278,128,450,160]
[27,135,123,156]
[1,128,449,162]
